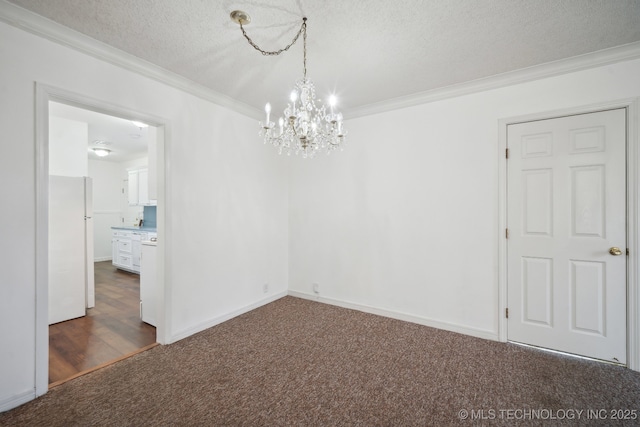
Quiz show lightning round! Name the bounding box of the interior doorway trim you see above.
[34,83,171,397]
[497,98,640,372]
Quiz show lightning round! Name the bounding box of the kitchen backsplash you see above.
[143,205,157,228]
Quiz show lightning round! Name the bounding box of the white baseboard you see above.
[170,291,288,343]
[0,389,35,413]
[288,290,499,342]
[94,257,111,262]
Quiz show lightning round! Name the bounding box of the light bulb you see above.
[265,103,271,124]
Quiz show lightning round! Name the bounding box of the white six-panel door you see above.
[507,109,627,363]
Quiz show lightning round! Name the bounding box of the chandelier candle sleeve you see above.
[265,103,271,124]
[231,11,347,158]
[290,91,297,115]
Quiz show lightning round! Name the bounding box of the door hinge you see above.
[505,228,509,239]
[505,148,509,159]
[627,248,630,256]
[122,188,124,194]
[506,308,509,319]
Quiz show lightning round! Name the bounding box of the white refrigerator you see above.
[49,175,95,325]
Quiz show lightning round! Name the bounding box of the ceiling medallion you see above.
[231,10,346,158]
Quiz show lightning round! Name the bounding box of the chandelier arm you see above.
[239,19,306,57]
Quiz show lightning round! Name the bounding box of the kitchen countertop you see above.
[112,226,157,232]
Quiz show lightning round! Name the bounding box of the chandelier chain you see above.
[239,18,307,60]
[302,20,307,80]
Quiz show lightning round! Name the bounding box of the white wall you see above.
[0,21,288,410]
[120,157,147,227]
[88,159,123,260]
[49,116,88,176]
[289,58,640,339]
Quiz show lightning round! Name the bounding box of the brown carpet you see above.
[1,296,639,426]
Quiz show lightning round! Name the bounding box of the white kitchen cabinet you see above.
[138,169,149,205]
[112,229,148,274]
[112,230,133,271]
[140,241,158,326]
[131,230,151,271]
[127,168,153,206]
[112,237,118,266]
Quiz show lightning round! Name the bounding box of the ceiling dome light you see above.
[92,148,111,157]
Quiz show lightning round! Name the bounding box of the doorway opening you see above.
[35,84,168,395]
[47,101,161,386]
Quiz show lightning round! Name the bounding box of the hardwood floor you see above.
[49,261,156,385]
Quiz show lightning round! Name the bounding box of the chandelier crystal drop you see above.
[232,12,346,158]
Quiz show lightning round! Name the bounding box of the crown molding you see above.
[347,41,640,119]
[0,0,262,119]
[2,1,640,121]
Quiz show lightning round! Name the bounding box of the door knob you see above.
[609,247,622,256]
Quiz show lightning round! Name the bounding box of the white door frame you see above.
[498,98,640,371]
[34,83,172,396]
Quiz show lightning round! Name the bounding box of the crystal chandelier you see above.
[231,11,346,158]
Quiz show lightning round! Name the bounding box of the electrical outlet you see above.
[263,283,269,293]
[312,283,319,294]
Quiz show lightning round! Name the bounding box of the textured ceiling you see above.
[6,0,640,115]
